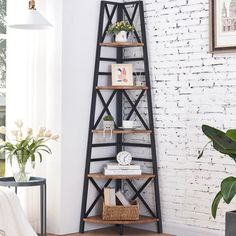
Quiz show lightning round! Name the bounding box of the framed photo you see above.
[111,64,133,86]
[210,0,236,53]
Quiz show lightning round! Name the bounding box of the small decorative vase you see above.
[11,155,35,182]
[103,120,114,130]
[115,31,127,42]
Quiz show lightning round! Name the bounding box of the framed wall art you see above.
[111,64,133,86]
[210,0,236,53]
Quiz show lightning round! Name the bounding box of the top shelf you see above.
[99,42,144,47]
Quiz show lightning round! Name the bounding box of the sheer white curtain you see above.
[6,0,53,231]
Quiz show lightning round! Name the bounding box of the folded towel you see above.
[0,188,37,236]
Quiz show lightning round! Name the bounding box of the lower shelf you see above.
[83,215,159,225]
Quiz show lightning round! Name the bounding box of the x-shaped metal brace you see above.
[94,90,117,129]
[126,178,156,218]
[101,4,118,42]
[122,4,141,43]
[85,178,112,217]
[123,90,149,130]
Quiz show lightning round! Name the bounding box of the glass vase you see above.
[11,155,34,182]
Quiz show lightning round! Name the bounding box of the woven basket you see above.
[102,201,139,221]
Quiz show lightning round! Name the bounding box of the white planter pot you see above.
[115,31,127,42]
[103,120,114,130]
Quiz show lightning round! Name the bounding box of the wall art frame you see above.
[210,0,236,53]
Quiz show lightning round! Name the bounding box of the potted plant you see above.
[198,125,236,236]
[107,21,134,42]
[103,115,114,130]
[0,120,59,182]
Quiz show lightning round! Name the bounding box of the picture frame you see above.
[111,64,133,86]
[210,0,236,53]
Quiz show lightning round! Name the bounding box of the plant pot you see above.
[226,211,236,236]
[11,155,35,182]
[103,120,114,130]
[115,31,127,42]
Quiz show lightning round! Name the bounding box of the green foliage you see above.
[103,115,114,121]
[198,125,236,218]
[107,21,134,35]
[0,158,4,177]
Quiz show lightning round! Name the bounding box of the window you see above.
[0,0,6,177]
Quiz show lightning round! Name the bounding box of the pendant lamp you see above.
[8,0,52,30]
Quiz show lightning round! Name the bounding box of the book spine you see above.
[109,188,116,206]
[106,165,141,170]
[104,169,142,175]
[104,188,110,206]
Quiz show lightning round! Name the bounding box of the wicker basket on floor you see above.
[102,200,139,221]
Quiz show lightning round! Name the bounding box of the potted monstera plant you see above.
[198,125,236,236]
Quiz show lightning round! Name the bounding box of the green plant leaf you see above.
[211,191,223,218]
[213,142,236,162]
[202,125,236,150]
[221,177,236,204]
[226,129,236,143]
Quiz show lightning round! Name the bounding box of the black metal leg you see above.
[40,185,43,236]
[119,224,124,235]
[44,183,47,236]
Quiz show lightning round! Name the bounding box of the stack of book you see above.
[104,163,142,175]
[104,188,130,206]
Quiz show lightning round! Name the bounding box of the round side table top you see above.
[0,176,46,187]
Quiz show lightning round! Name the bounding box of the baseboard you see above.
[131,222,224,236]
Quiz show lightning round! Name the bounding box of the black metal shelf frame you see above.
[79,1,162,235]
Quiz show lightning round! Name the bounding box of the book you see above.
[109,188,116,206]
[116,190,131,206]
[104,188,116,206]
[104,168,142,175]
[104,188,110,206]
[106,163,141,170]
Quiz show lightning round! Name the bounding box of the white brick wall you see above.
[123,0,236,235]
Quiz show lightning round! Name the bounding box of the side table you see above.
[0,177,46,236]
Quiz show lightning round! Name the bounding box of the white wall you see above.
[60,0,100,234]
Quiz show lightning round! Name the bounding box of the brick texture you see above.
[123,0,236,233]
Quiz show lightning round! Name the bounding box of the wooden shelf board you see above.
[96,86,148,90]
[99,42,144,47]
[92,129,152,134]
[88,173,155,180]
[83,215,159,224]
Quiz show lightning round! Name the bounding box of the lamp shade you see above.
[8,9,52,30]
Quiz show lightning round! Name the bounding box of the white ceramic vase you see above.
[103,120,114,130]
[115,31,127,42]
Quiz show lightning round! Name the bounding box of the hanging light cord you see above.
[29,0,36,10]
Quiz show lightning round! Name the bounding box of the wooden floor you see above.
[49,226,173,236]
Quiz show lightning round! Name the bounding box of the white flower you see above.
[51,134,59,141]
[27,128,33,135]
[38,127,46,137]
[0,126,6,134]
[45,130,52,137]
[15,120,23,128]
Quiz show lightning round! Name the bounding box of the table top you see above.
[0,176,46,187]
